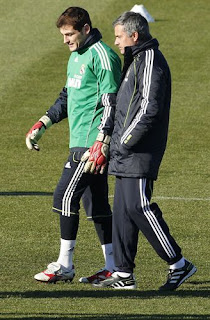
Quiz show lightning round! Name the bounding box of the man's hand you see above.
[26,115,52,151]
[81,133,110,174]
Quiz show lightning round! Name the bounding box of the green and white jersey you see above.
[65,40,121,148]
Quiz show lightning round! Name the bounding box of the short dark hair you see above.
[56,7,92,31]
[113,11,151,42]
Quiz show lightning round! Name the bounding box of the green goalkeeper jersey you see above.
[65,38,121,148]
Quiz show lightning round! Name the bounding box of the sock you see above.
[102,243,115,272]
[170,257,185,270]
[57,238,76,270]
[116,271,132,277]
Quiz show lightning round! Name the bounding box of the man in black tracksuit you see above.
[92,11,196,290]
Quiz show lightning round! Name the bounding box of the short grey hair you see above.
[113,11,151,41]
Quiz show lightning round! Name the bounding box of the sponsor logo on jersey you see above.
[68,77,81,89]
[74,56,79,62]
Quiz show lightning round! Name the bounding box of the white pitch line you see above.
[108,195,210,201]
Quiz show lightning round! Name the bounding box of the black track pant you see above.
[53,151,112,244]
[112,177,182,273]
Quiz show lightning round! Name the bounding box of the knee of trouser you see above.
[53,188,64,205]
[150,202,163,219]
[53,188,80,215]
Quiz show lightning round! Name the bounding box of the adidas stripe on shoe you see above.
[159,260,197,291]
[34,262,75,283]
[92,272,137,289]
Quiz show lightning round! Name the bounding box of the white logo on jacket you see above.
[125,68,131,82]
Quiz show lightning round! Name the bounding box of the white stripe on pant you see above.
[112,176,182,272]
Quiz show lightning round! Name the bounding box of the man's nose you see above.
[64,35,68,44]
[114,39,119,46]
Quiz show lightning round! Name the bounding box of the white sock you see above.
[116,271,132,277]
[102,243,115,272]
[57,238,76,270]
[170,257,185,270]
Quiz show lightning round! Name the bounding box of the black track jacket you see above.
[108,38,171,180]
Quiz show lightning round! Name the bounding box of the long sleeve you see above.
[46,87,68,124]
[91,45,121,137]
[98,92,117,136]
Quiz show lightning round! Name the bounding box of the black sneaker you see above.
[92,272,137,290]
[159,260,197,291]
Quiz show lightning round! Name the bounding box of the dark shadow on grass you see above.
[0,313,209,320]
[189,280,210,285]
[1,288,209,299]
[0,191,53,196]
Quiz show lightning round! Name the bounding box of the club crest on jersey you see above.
[80,64,85,75]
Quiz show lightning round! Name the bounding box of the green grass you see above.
[0,0,210,319]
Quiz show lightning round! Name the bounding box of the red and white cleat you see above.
[79,268,112,284]
[34,262,75,283]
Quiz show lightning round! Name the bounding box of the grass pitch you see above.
[0,0,209,319]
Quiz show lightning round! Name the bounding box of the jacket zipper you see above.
[123,58,137,127]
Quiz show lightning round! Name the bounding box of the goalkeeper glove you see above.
[26,115,52,151]
[81,133,111,174]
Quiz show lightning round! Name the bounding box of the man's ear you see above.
[83,23,91,35]
[132,31,139,44]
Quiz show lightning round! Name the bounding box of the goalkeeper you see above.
[26,7,121,284]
